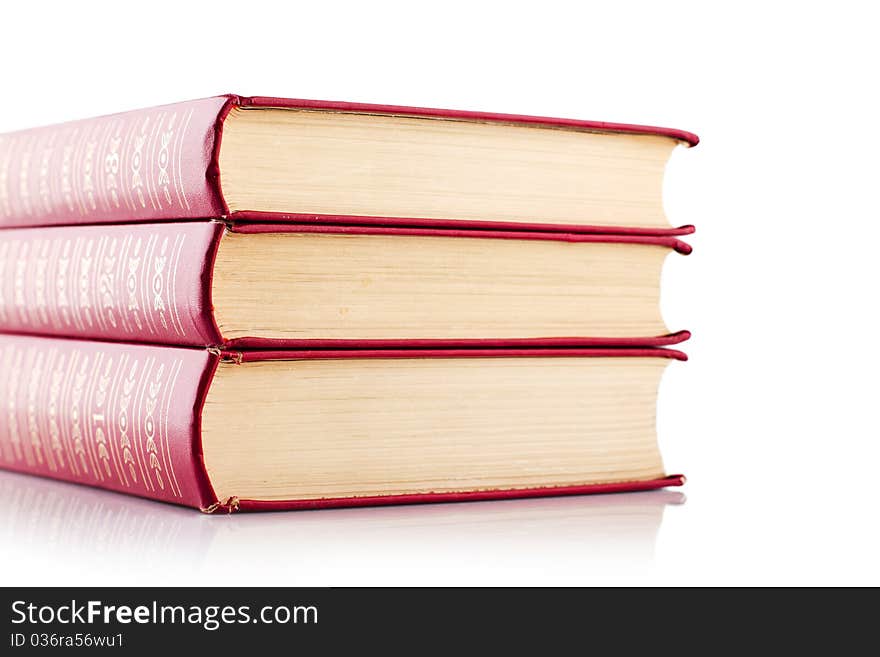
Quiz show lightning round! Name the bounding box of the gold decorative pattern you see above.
[34,239,50,325]
[0,240,8,323]
[168,233,186,337]
[144,362,166,490]
[46,350,68,472]
[37,132,55,215]
[118,358,140,485]
[161,359,183,497]
[77,238,95,328]
[131,358,155,492]
[152,237,169,330]
[25,348,49,469]
[56,239,73,328]
[126,237,143,332]
[0,338,188,500]
[17,133,33,217]
[0,345,17,463]
[5,347,25,462]
[0,135,12,216]
[13,240,29,324]
[175,109,195,210]
[0,99,217,225]
[0,225,195,344]
[60,129,76,213]
[57,350,81,477]
[69,355,92,477]
[104,126,122,210]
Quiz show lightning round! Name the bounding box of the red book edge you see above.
[231,211,697,237]
[217,476,687,514]
[227,221,693,254]
[236,95,700,146]
[218,346,688,363]
[223,331,692,350]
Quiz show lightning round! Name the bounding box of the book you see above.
[0,220,691,348]
[0,333,685,512]
[0,467,683,576]
[0,470,216,578]
[0,94,697,234]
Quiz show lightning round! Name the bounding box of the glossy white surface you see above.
[1,0,878,585]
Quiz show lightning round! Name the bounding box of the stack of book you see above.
[0,95,696,512]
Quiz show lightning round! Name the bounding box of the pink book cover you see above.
[0,333,686,513]
[0,94,698,235]
[0,221,692,349]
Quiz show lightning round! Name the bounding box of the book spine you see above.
[0,97,229,228]
[0,333,218,509]
[0,221,224,346]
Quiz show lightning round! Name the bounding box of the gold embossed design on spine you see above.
[13,240,29,325]
[98,237,119,331]
[17,133,33,217]
[103,353,131,488]
[76,238,96,329]
[160,358,184,497]
[118,359,141,486]
[130,358,155,493]
[37,131,56,215]
[125,237,143,332]
[5,346,25,463]
[0,240,8,323]
[0,135,12,217]
[69,355,93,477]
[55,239,73,329]
[34,239,50,326]
[144,363,166,490]
[92,356,115,479]
[0,345,18,463]
[46,349,69,472]
[25,348,51,469]
[152,237,168,330]
[0,338,193,501]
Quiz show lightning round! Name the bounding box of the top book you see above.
[0,95,697,233]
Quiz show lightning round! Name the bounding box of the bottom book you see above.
[0,334,685,512]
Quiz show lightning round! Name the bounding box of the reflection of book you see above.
[0,468,683,585]
[0,470,216,584]
[206,493,684,583]
[210,489,685,565]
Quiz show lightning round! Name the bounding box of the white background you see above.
[1,0,878,586]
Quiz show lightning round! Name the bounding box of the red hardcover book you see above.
[0,333,685,512]
[0,220,691,349]
[0,94,697,235]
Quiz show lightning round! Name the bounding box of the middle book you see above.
[0,221,691,349]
